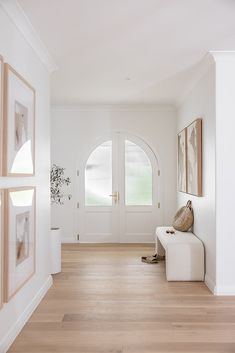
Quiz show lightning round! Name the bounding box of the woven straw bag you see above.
[173,200,194,232]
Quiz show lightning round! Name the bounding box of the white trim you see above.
[0,0,57,73]
[79,236,155,243]
[214,286,235,296]
[61,237,78,243]
[78,240,155,244]
[210,51,235,62]
[51,104,175,112]
[205,274,235,296]
[205,273,216,294]
[0,275,53,353]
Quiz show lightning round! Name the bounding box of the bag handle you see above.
[186,200,192,209]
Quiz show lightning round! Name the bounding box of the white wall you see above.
[214,53,235,295]
[0,5,51,352]
[51,106,177,242]
[177,63,216,290]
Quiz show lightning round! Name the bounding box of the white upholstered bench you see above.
[155,226,204,281]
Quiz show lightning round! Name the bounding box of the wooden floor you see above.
[8,244,235,353]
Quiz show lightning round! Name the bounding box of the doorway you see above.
[78,132,162,242]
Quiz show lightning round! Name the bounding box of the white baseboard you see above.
[61,237,78,243]
[205,273,216,294]
[0,275,53,353]
[80,234,155,243]
[78,241,155,244]
[62,238,154,244]
[205,274,235,295]
[214,285,235,296]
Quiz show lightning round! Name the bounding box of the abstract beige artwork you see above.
[178,128,187,193]
[16,211,30,266]
[0,55,3,176]
[15,101,28,152]
[186,119,202,196]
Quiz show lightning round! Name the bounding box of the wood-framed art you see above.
[0,55,4,176]
[0,190,4,309]
[3,64,35,176]
[186,118,202,197]
[177,128,187,193]
[4,187,36,302]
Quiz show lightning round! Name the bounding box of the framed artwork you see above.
[0,190,3,309]
[186,119,202,196]
[177,128,187,193]
[4,187,36,302]
[0,55,3,176]
[3,64,35,176]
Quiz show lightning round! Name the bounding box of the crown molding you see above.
[0,0,57,74]
[51,103,176,112]
[209,51,235,62]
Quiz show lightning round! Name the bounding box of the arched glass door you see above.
[82,133,160,242]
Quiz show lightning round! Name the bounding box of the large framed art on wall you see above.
[3,64,35,176]
[0,55,3,176]
[177,118,202,197]
[187,119,202,197]
[4,187,36,302]
[177,128,187,193]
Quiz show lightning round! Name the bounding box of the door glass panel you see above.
[125,140,152,205]
[85,141,112,206]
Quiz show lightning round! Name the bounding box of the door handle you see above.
[109,192,119,204]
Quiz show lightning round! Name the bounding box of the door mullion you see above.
[118,133,126,242]
[111,132,120,242]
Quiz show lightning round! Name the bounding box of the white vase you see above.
[50,227,62,274]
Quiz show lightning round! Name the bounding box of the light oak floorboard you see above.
[8,244,235,353]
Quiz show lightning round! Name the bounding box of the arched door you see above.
[79,132,161,243]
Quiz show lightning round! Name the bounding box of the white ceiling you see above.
[18,0,235,105]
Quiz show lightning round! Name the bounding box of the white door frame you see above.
[77,131,162,243]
